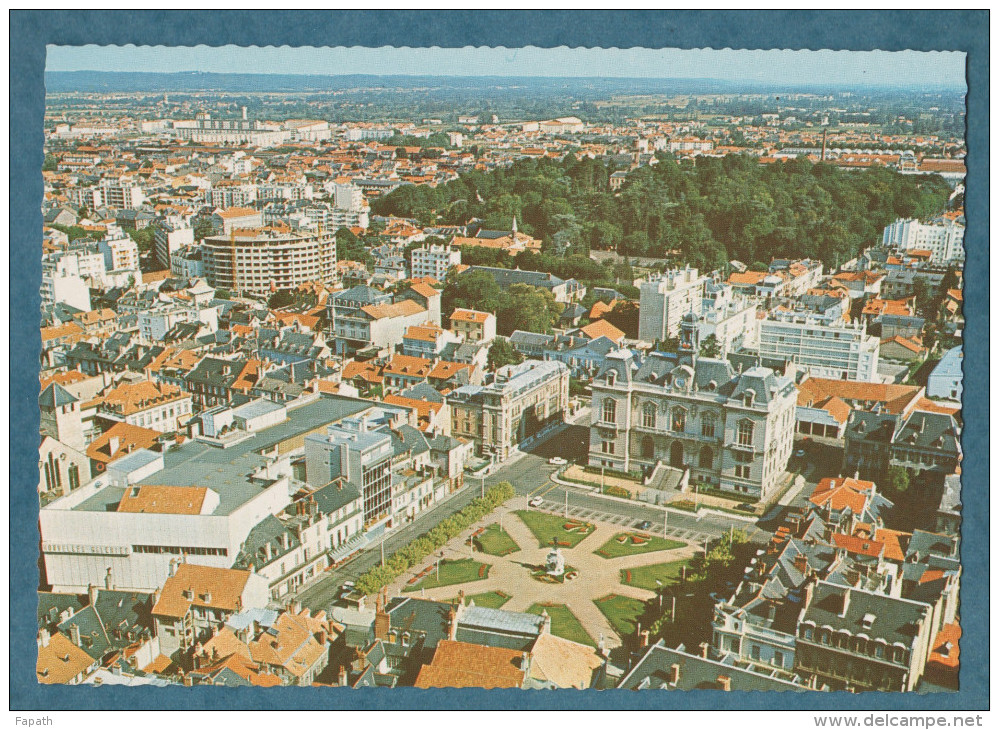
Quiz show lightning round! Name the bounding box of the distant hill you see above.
[44,71,805,95]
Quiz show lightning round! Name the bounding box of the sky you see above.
[46,46,966,88]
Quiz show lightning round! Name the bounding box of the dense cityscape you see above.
[36,68,964,692]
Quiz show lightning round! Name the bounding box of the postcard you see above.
[10,11,987,715]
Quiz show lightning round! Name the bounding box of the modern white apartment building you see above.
[98,179,145,210]
[882,217,965,265]
[700,280,758,352]
[41,266,92,312]
[97,233,140,275]
[758,311,881,383]
[447,360,570,462]
[207,183,259,209]
[638,267,707,342]
[411,243,461,281]
[153,219,195,269]
[201,227,337,295]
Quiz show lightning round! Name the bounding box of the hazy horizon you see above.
[46,46,967,89]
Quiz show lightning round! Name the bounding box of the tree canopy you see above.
[372,153,952,271]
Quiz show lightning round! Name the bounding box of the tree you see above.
[335,227,373,266]
[442,270,503,319]
[268,290,297,309]
[700,334,720,358]
[487,338,524,370]
[495,284,561,336]
[887,465,911,495]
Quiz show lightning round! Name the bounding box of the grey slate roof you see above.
[802,581,930,648]
[39,383,78,409]
[618,641,810,691]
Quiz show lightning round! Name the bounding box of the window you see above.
[701,413,716,438]
[601,398,617,424]
[68,463,80,491]
[737,420,754,447]
[601,440,615,455]
[774,651,784,667]
[642,402,657,429]
[671,407,686,432]
[751,645,761,661]
[699,446,713,469]
[735,464,751,479]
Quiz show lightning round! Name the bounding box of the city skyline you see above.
[47,45,967,89]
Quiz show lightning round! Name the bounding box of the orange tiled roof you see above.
[101,380,188,416]
[414,640,526,689]
[117,485,209,515]
[832,532,885,559]
[809,477,876,514]
[450,308,490,324]
[152,564,253,619]
[383,355,433,378]
[796,377,921,415]
[578,319,625,343]
[405,324,445,342]
[86,422,162,466]
[37,632,96,684]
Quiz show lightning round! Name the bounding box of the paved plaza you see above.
[383,506,699,649]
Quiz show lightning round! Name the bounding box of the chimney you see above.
[338,665,348,687]
[69,623,81,647]
[699,641,710,659]
[839,589,851,618]
[105,566,114,590]
[88,584,99,606]
[717,675,732,692]
[794,554,809,576]
[38,629,51,648]
[668,663,681,686]
[447,605,458,641]
[640,630,650,649]
[109,436,121,455]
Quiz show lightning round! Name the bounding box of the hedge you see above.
[354,482,516,596]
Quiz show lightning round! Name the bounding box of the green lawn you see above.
[527,603,596,647]
[594,594,647,639]
[474,523,521,556]
[402,558,490,592]
[462,590,512,609]
[595,532,685,559]
[514,510,594,548]
[620,559,693,592]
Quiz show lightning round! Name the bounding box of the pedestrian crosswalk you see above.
[535,501,715,544]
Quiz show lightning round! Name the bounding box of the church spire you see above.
[511,216,518,237]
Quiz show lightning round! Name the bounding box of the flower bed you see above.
[595,532,686,559]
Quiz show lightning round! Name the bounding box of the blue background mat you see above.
[9,10,989,711]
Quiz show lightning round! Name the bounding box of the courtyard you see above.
[383,506,698,649]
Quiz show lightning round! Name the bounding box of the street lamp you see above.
[655,579,663,609]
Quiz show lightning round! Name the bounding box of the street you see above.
[294,409,773,613]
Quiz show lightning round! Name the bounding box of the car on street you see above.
[548,456,568,466]
[636,520,653,531]
[528,496,544,507]
[794,448,807,459]
[340,581,355,595]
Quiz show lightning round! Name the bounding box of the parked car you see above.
[528,496,544,507]
[340,581,355,595]
[548,456,568,466]
[636,520,653,531]
[736,503,754,512]
[794,448,807,459]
